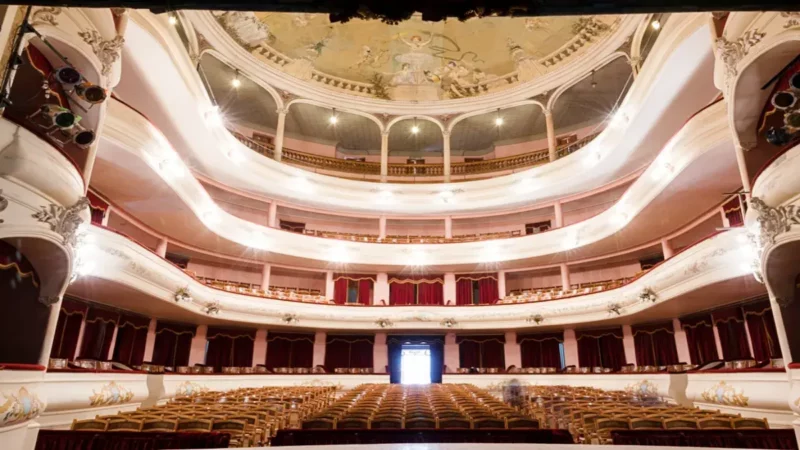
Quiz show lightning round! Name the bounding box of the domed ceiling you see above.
[213,12,621,101]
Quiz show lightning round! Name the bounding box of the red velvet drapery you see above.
[712,307,751,360]
[632,322,679,366]
[456,335,505,369]
[577,328,626,370]
[333,274,374,305]
[151,321,196,367]
[389,276,443,305]
[358,279,372,305]
[50,298,88,360]
[456,278,473,305]
[78,307,120,360]
[478,278,499,304]
[723,197,744,227]
[518,333,563,369]
[205,327,256,370]
[87,191,109,225]
[418,282,443,305]
[333,278,349,305]
[681,314,719,365]
[742,301,782,361]
[0,239,46,364]
[266,332,314,369]
[390,283,415,305]
[112,313,150,366]
[324,335,374,371]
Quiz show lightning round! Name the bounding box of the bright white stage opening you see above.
[400,346,431,385]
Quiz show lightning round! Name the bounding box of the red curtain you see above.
[87,191,108,225]
[577,328,625,370]
[151,321,195,367]
[723,197,744,227]
[389,283,415,305]
[457,335,505,369]
[518,333,563,369]
[358,280,372,305]
[50,298,88,360]
[112,314,150,366]
[742,301,782,361]
[456,278,473,305]
[333,278,349,305]
[713,307,751,360]
[324,335,374,371]
[478,278,499,304]
[418,282,443,305]
[78,307,120,361]
[681,315,719,365]
[266,332,314,369]
[205,327,256,370]
[632,322,679,366]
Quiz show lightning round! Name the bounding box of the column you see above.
[504,331,521,369]
[143,318,157,363]
[622,325,636,366]
[260,264,271,291]
[378,216,387,240]
[443,273,456,306]
[101,206,112,227]
[554,201,563,228]
[252,329,268,367]
[560,263,571,291]
[444,332,459,373]
[106,323,120,360]
[442,130,451,182]
[733,144,752,197]
[712,322,725,360]
[375,273,389,305]
[545,109,557,162]
[444,216,453,239]
[380,131,389,182]
[188,325,208,366]
[563,329,579,368]
[720,206,730,228]
[38,297,65,366]
[312,331,326,368]
[274,108,287,162]
[325,271,335,301]
[155,238,168,258]
[268,202,278,228]
[661,238,675,260]
[497,271,506,300]
[373,333,388,373]
[672,319,691,363]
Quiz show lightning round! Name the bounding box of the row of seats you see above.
[302,384,538,430]
[194,276,332,304]
[524,385,769,445]
[300,229,524,244]
[70,386,334,447]
[499,277,638,304]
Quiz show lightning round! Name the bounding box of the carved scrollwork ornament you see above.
[375,318,393,328]
[715,30,765,82]
[38,295,60,306]
[526,314,544,324]
[203,301,220,315]
[638,287,658,303]
[31,7,61,26]
[174,287,192,303]
[607,302,622,316]
[749,197,800,244]
[440,318,458,328]
[77,29,124,76]
[282,313,299,324]
[32,197,89,248]
[0,189,7,223]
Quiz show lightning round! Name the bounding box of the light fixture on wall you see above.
[650,19,661,30]
[168,14,178,25]
[329,109,338,125]
[494,109,503,126]
[231,70,241,88]
[411,117,419,134]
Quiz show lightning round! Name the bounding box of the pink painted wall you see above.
[270,267,326,292]
[451,209,554,236]
[106,212,161,251]
[277,206,379,234]
[385,219,446,237]
[187,260,327,291]
[493,124,598,159]
[506,269,562,291]
[562,182,630,226]
[187,261,262,285]
[505,259,641,292]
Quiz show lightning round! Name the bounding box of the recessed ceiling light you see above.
[651,19,661,30]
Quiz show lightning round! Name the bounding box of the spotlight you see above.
[651,19,661,30]
[74,81,107,104]
[790,73,800,90]
[66,125,95,147]
[411,125,419,134]
[39,104,77,129]
[765,127,792,146]
[785,111,800,130]
[168,15,178,25]
[53,66,81,85]
[495,117,504,126]
[771,91,796,110]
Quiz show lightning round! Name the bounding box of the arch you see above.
[546,51,632,112]
[446,99,546,133]
[386,115,445,133]
[285,98,385,133]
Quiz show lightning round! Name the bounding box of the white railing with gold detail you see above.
[298,228,523,244]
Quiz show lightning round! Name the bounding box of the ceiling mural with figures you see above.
[213,12,621,101]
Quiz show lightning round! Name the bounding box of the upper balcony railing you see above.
[232,131,600,181]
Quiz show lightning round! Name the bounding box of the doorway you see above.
[400,345,431,385]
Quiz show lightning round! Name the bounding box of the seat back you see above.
[663,418,699,430]
[336,418,369,429]
[472,418,505,429]
[629,418,662,430]
[506,418,538,429]
[176,419,213,432]
[141,419,178,432]
[71,419,108,431]
[302,418,336,430]
[438,418,471,429]
[732,418,769,429]
[404,417,436,429]
[698,418,734,429]
[106,419,144,432]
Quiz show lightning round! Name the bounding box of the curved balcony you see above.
[233,131,599,181]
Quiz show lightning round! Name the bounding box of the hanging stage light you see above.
[53,66,81,85]
[74,81,107,104]
[38,103,77,128]
[771,90,797,110]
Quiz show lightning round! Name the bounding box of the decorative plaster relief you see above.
[175,381,209,397]
[625,380,659,398]
[0,387,44,428]
[89,381,134,407]
[716,29,765,81]
[701,381,749,407]
[77,29,124,76]
[750,197,800,245]
[30,7,61,26]
[32,197,89,248]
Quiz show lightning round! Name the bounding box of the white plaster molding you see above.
[83,226,748,330]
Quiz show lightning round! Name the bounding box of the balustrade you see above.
[232,132,600,180]
[298,228,522,244]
